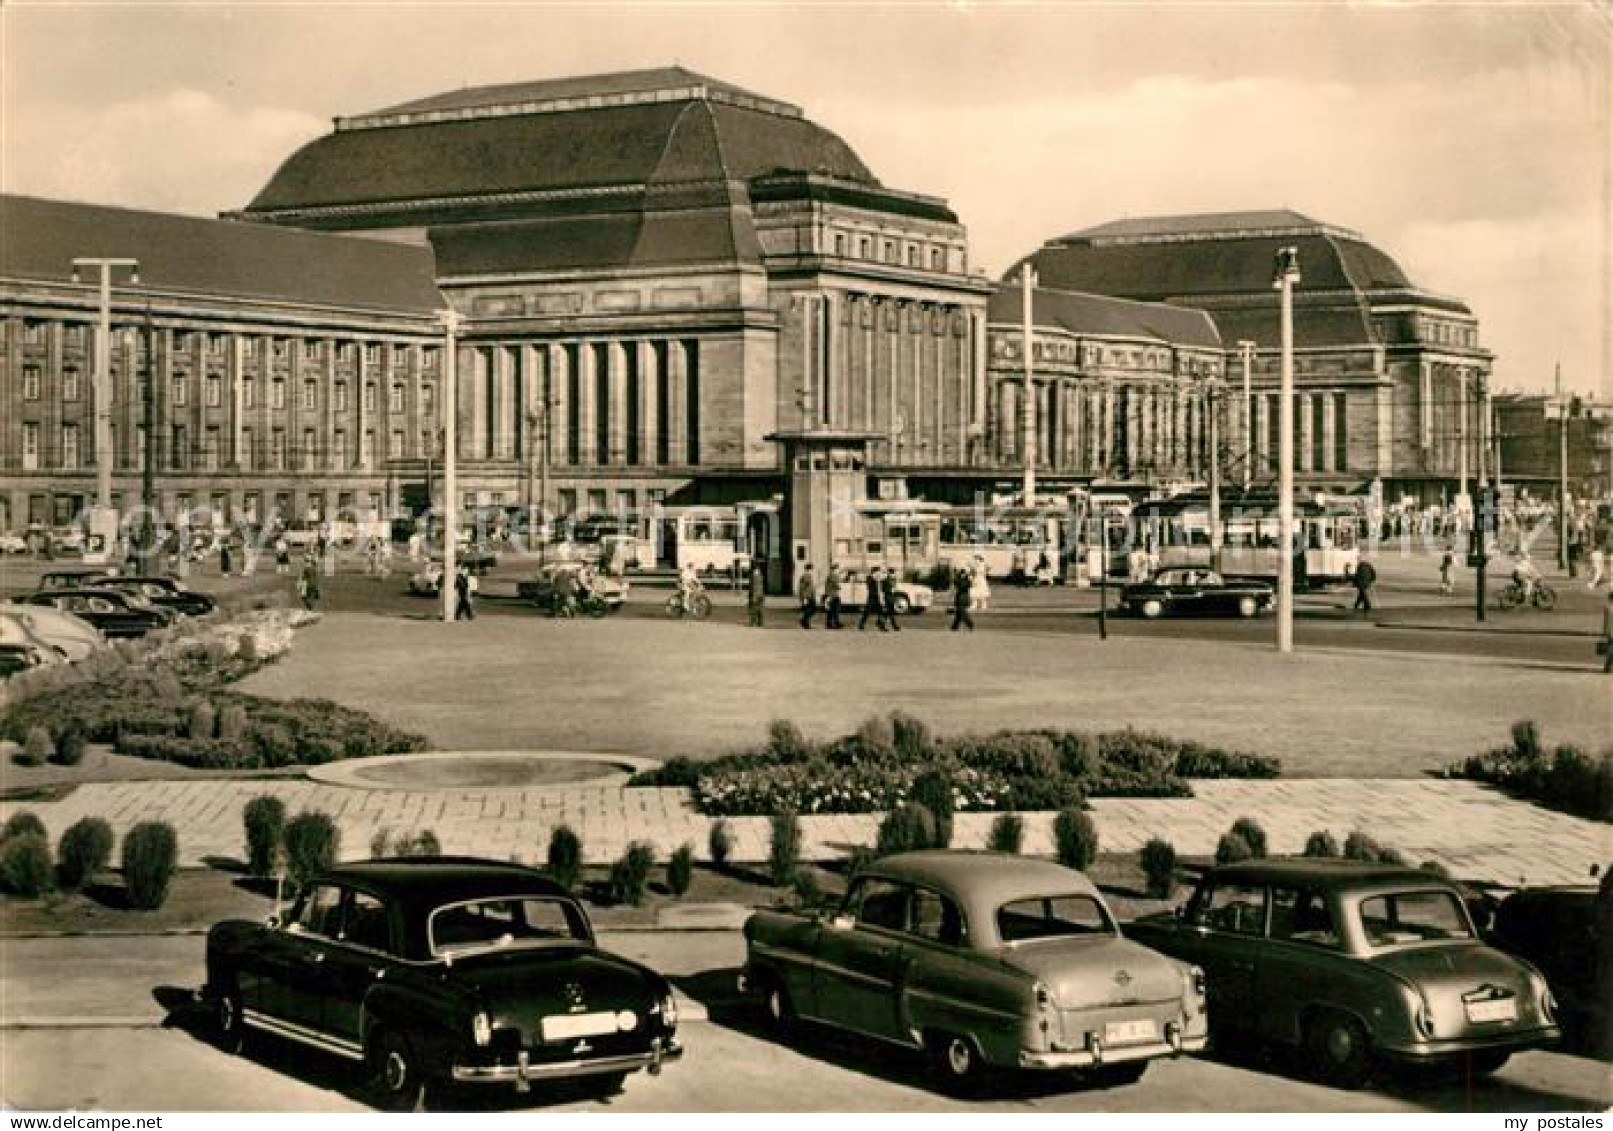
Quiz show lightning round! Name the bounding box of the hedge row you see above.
[1449,721,1612,823]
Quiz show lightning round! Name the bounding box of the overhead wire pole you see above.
[71,257,140,512]
[1556,362,1569,572]
[1238,339,1255,492]
[1273,247,1301,655]
[1020,263,1037,504]
[441,309,461,624]
[1207,378,1222,572]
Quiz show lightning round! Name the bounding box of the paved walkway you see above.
[3,771,1605,887]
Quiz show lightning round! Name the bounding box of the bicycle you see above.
[1496,579,1557,611]
[665,590,712,620]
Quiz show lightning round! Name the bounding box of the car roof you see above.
[865,850,1100,902]
[316,857,568,907]
[1208,858,1457,893]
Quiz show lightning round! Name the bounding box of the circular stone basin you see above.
[308,750,655,792]
[346,756,620,789]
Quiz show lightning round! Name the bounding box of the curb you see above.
[1377,621,1600,639]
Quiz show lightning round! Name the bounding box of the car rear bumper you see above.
[1378,1025,1560,1062]
[1019,1027,1207,1069]
[451,1037,682,1087]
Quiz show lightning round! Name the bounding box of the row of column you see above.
[1419,359,1488,474]
[798,292,987,467]
[468,338,699,469]
[1249,391,1349,475]
[992,378,1213,477]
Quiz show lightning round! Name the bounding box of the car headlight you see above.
[472,1010,493,1047]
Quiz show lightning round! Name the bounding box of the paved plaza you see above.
[4,767,1604,887]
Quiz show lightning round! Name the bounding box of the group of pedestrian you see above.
[793,563,905,632]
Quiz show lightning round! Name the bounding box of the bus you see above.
[1125,495,1360,587]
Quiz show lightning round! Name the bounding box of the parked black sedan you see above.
[91,575,217,617]
[1121,568,1274,619]
[203,857,682,1109]
[13,588,169,638]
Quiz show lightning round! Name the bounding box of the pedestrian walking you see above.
[796,563,818,629]
[880,568,902,632]
[1567,525,1584,580]
[407,530,423,563]
[1352,558,1378,615]
[274,535,291,575]
[1439,547,1456,596]
[297,553,321,611]
[454,564,476,621]
[859,567,887,631]
[950,568,975,632]
[970,558,991,611]
[219,539,233,578]
[824,563,844,629]
[746,562,766,628]
[1587,545,1606,590]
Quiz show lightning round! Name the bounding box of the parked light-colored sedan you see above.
[742,851,1207,1091]
[0,602,105,661]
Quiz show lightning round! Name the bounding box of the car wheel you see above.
[892,594,911,615]
[1237,596,1258,618]
[928,1031,985,1094]
[1089,1061,1148,1088]
[761,976,797,1039]
[1535,587,1558,611]
[1307,1010,1373,1089]
[370,1029,428,1112]
[212,985,245,1054]
[1140,598,1165,619]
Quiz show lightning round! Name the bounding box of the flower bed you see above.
[636,716,1279,817]
[1,605,427,771]
[1448,721,1612,823]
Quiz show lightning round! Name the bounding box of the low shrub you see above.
[57,817,114,890]
[217,703,249,744]
[667,842,694,897]
[610,841,655,905]
[547,826,583,890]
[1420,859,1452,878]
[1448,724,1612,823]
[394,829,441,857]
[629,756,702,789]
[1215,832,1255,865]
[1228,817,1268,859]
[707,819,735,870]
[1303,830,1340,858]
[767,718,812,762]
[188,700,217,741]
[0,833,54,896]
[243,796,286,877]
[891,712,932,761]
[1341,830,1405,864]
[909,769,954,849]
[369,828,394,858]
[282,812,339,885]
[988,813,1024,854]
[1057,732,1101,779]
[2,811,47,843]
[19,725,53,766]
[52,724,88,767]
[122,822,178,909]
[1140,836,1177,899]
[1053,808,1098,871]
[876,803,937,857]
[768,810,802,888]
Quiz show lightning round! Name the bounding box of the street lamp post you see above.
[1020,263,1037,504]
[1237,340,1255,491]
[70,257,139,520]
[1207,377,1223,572]
[1272,247,1301,655]
[440,310,461,624]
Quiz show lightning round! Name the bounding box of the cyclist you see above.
[673,562,704,616]
[1511,553,1543,604]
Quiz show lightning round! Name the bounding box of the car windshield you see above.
[1356,890,1475,948]
[996,894,1115,943]
[428,896,590,956]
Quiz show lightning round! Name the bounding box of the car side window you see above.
[1269,886,1340,949]
[291,883,345,938]
[908,888,965,947]
[1196,883,1267,936]
[849,880,909,932]
[341,891,392,953]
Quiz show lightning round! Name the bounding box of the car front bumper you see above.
[1019,1028,1207,1070]
[451,1037,682,1088]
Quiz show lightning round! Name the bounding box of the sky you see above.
[2,1,1608,396]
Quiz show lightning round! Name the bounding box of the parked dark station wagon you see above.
[1128,860,1561,1087]
[742,851,1208,1091]
[204,858,682,1109]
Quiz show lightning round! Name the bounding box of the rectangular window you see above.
[303,340,319,361]
[592,343,610,464]
[931,247,945,271]
[361,429,374,467]
[302,428,317,468]
[364,343,380,366]
[203,427,220,472]
[334,381,349,412]
[586,488,607,514]
[135,425,147,472]
[171,425,187,470]
[389,429,404,459]
[23,321,45,345]
[23,365,41,400]
[242,377,256,409]
[272,338,288,360]
[423,347,439,371]
[272,379,286,409]
[624,345,640,466]
[271,430,286,470]
[240,427,254,471]
[1266,393,1280,473]
[420,383,434,418]
[363,383,376,414]
[858,236,870,259]
[60,424,79,470]
[1333,392,1349,472]
[557,488,577,516]
[420,430,432,458]
[1311,394,1326,473]
[389,383,405,413]
[242,492,260,523]
[654,341,670,466]
[684,338,700,465]
[302,380,317,411]
[206,375,221,408]
[61,367,81,401]
[172,375,188,407]
[334,430,348,466]
[208,334,225,357]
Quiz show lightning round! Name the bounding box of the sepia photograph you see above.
[0,0,1608,1117]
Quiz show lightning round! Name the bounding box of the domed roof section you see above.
[242,67,876,216]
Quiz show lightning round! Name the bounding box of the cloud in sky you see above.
[0,2,1606,393]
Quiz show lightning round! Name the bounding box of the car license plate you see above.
[1104,1018,1157,1046]
[541,1011,618,1042]
[1464,997,1517,1024]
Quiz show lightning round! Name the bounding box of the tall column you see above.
[933,315,946,464]
[1419,359,1433,450]
[607,340,628,465]
[970,309,988,441]
[1321,392,1337,474]
[636,340,657,469]
[666,339,687,466]
[576,341,597,466]
[550,344,572,466]
[862,298,876,432]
